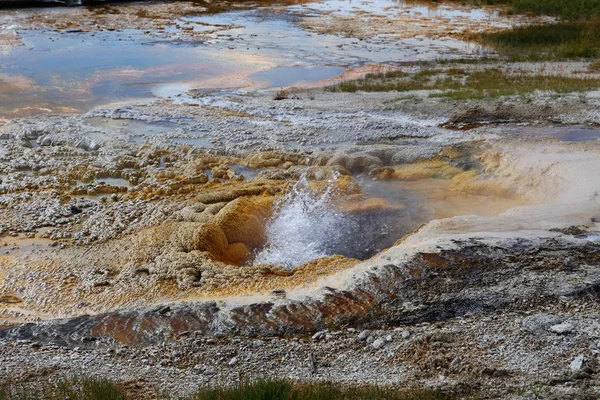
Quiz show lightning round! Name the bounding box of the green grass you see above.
[326,68,449,93]
[183,379,456,400]
[432,69,600,98]
[414,0,600,60]
[481,21,600,60]
[417,0,600,19]
[509,0,600,20]
[326,67,600,99]
[0,378,458,400]
[0,378,126,400]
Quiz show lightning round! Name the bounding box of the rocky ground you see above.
[1,238,600,399]
[0,89,463,323]
[1,1,600,399]
[1,85,598,323]
[0,85,598,398]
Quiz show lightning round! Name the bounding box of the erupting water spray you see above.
[253,173,365,268]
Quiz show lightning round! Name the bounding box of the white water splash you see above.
[253,173,359,268]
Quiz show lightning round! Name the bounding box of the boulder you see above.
[523,314,562,334]
[326,154,383,174]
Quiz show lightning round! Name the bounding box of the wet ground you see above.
[507,125,600,142]
[0,0,543,117]
[1,3,600,400]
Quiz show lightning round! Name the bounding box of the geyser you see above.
[252,174,412,268]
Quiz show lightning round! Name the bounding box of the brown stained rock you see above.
[229,303,281,332]
[87,304,221,346]
[326,154,383,174]
[195,186,266,205]
[191,224,229,261]
[341,197,404,214]
[0,295,22,304]
[210,166,229,180]
[169,222,199,253]
[445,104,556,128]
[2,236,600,348]
[308,174,361,196]
[416,252,450,268]
[91,314,139,345]
[244,152,297,168]
[223,242,251,265]
[376,167,396,180]
[167,194,273,265]
[267,303,319,330]
[214,195,275,249]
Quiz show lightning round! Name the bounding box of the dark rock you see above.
[70,205,82,214]
[570,371,591,380]
[492,369,509,377]
[157,306,171,315]
[550,226,588,236]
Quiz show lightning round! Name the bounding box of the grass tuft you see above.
[0,378,126,400]
[326,67,600,99]
[0,378,458,400]
[273,88,289,100]
[481,21,600,60]
[510,0,600,20]
[183,379,456,400]
[415,0,600,60]
[185,379,294,400]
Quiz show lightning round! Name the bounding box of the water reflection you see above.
[0,0,506,116]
